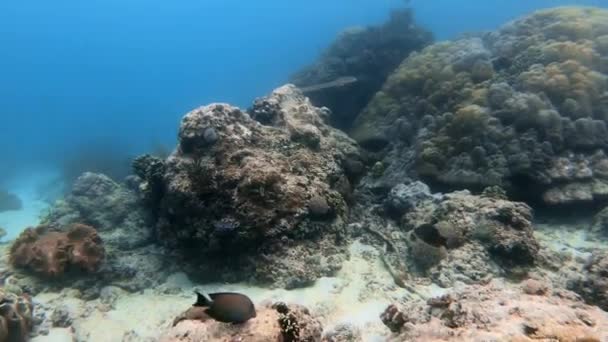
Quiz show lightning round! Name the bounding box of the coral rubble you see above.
[382,279,608,341]
[351,7,608,206]
[290,8,432,129]
[9,223,105,277]
[152,85,361,288]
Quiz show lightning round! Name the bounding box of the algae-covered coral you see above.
[352,7,608,205]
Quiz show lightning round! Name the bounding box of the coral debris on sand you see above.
[351,7,608,206]
[290,8,432,129]
[9,223,104,278]
[381,279,608,341]
[149,85,362,288]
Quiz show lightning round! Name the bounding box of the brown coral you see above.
[9,224,105,277]
[0,288,33,342]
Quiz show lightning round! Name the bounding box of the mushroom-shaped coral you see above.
[9,224,105,278]
[0,288,33,342]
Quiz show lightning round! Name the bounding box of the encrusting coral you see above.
[9,223,105,277]
[351,7,608,206]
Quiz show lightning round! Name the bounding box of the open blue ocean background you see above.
[0,0,606,182]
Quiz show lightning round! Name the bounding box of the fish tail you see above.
[194,291,213,307]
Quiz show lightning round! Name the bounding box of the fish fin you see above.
[194,291,213,307]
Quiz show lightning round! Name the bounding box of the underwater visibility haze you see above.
[2,0,608,341]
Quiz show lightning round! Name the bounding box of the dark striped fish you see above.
[299,76,358,93]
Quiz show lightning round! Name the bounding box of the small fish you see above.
[299,76,358,93]
[194,291,256,324]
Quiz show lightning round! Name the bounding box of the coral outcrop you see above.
[405,190,539,277]
[42,172,153,250]
[153,85,361,288]
[351,7,608,205]
[381,279,608,341]
[357,181,539,287]
[160,302,322,342]
[0,288,33,342]
[10,223,104,277]
[290,8,432,129]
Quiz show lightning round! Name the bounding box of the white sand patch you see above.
[32,240,430,341]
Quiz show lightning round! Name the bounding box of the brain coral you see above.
[10,223,105,277]
[351,7,608,205]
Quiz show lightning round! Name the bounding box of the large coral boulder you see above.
[160,302,322,342]
[0,288,33,342]
[381,279,608,341]
[351,7,608,205]
[9,223,105,277]
[290,8,432,129]
[156,85,361,287]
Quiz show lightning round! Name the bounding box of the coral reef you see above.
[0,189,22,213]
[160,302,322,342]
[0,288,33,342]
[9,223,105,277]
[290,8,432,129]
[351,7,608,205]
[381,279,608,341]
[152,85,361,287]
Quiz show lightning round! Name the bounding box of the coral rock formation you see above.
[0,288,33,342]
[42,172,153,250]
[381,279,608,341]
[153,85,360,287]
[351,7,608,205]
[290,8,432,129]
[161,302,322,342]
[9,223,105,277]
[404,190,539,283]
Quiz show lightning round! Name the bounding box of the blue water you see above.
[0,0,606,179]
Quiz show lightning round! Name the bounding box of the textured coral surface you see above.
[154,85,361,287]
[352,7,608,205]
[0,288,32,342]
[9,223,104,277]
[382,279,608,341]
